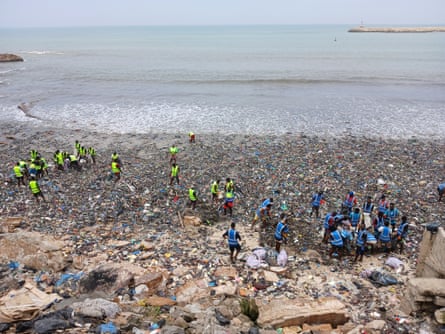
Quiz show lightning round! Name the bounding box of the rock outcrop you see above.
[0,53,24,62]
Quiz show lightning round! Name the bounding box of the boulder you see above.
[0,232,67,272]
[416,227,445,278]
[71,298,120,318]
[79,262,158,294]
[435,307,445,324]
[401,277,445,314]
[175,279,209,306]
[256,297,348,328]
[0,54,24,62]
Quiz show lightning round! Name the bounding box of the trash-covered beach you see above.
[1,121,444,334]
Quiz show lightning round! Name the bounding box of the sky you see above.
[1,0,444,28]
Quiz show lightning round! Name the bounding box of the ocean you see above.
[0,25,444,138]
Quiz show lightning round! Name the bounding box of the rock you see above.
[435,307,445,324]
[161,325,185,334]
[144,295,177,306]
[214,266,237,279]
[79,263,148,294]
[0,232,68,272]
[0,53,24,62]
[257,297,348,328]
[402,277,445,314]
[183,214,202,227]
[71,298,120,318]
[365,319,387,331]
[416,227,445,278]
[175,280,208,306]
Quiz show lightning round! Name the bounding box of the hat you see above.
[349,191,354,196]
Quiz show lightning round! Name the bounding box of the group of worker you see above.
[12,149,50,202]
[318,191,411,261]
[11,140,104,203]
[168,139,236,216]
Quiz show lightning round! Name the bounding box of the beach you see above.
[1,120,444,333]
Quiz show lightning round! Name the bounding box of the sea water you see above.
[0,25,444,138]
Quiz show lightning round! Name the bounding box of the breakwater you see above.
[348,26,445,33]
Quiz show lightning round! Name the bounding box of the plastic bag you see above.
[277,249,288,267]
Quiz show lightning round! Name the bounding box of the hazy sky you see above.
[1,0,444,28]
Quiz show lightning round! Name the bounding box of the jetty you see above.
[348,26,445,33]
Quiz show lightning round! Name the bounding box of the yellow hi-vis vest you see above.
[111,161,120,173]
[171,165,179,176]
[189,188,196,201]
[29,180,40,194]
[13,165,23,177]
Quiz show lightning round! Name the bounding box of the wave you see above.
[20,50,64,55]
[173,76,441,86]
[0,67,26,75]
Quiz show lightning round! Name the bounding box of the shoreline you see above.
[3,119,445,149]
[348,26,445,33]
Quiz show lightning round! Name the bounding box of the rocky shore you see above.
[0,121,444,334]
[348,26,445,33]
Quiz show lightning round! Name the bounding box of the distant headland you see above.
[348,26,445,33]
[0,54,24,62]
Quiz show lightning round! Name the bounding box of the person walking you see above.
[223,189,235,216]
[223,222,242,263]
[169,144,178,164]
[274,213,289,253]
[13,162,25,186]
[29,176,45,202]
[111,157,121,182]
[170,163,180,185]
[188,132,195,143]
[189,186,197,210]
[211,179,220,205]
[224,177,234,193]
[88,147,96,165]
[310,190,324,218]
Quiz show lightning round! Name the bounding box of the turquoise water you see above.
[0,25,444,137]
